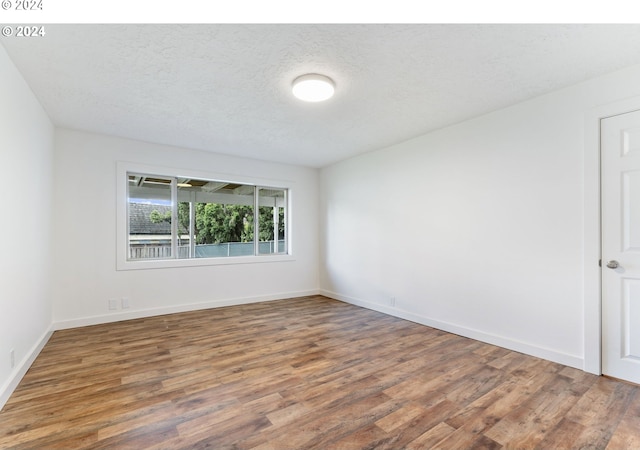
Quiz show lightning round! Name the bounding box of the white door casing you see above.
[601,109,640,384]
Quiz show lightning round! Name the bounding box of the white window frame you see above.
[116,161,294,271]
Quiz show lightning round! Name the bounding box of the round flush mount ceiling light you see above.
[292,73,335,102]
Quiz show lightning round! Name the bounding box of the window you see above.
[126,172,288,262]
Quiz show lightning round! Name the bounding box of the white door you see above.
[602,109,640,384]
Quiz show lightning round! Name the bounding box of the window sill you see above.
[116,253,295,271]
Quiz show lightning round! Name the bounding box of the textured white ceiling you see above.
[4,24,640,168]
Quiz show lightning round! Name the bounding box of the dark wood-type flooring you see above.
[1,295,639,449]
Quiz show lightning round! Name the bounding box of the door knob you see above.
[606,260,619,269]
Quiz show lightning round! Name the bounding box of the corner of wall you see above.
[0,328,53,411]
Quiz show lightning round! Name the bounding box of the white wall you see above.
[52,129,319,327]
[0,45,54,407]
[320,63,640,370]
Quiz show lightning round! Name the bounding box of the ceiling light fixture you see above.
[292,73,335,102]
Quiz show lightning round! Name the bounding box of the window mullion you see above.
[171,178,178,259]
[283,189,288,254]
[189,191,196,258]
[272,198,278,253]
[253,186,259,256]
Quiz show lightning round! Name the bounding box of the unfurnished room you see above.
[2,18,640,449]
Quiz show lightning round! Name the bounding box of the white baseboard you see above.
[6,289,581,411]
[52,289,321,330]
[321,289,584,370]
[0,326,53,411]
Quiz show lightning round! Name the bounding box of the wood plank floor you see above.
[1,295,639,449]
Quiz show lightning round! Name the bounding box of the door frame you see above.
[584,95,640,375]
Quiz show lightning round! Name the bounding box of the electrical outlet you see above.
[390,297,396,307]
[10,349,15,368]
[121,297,130,309]
[108,298,118,310]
